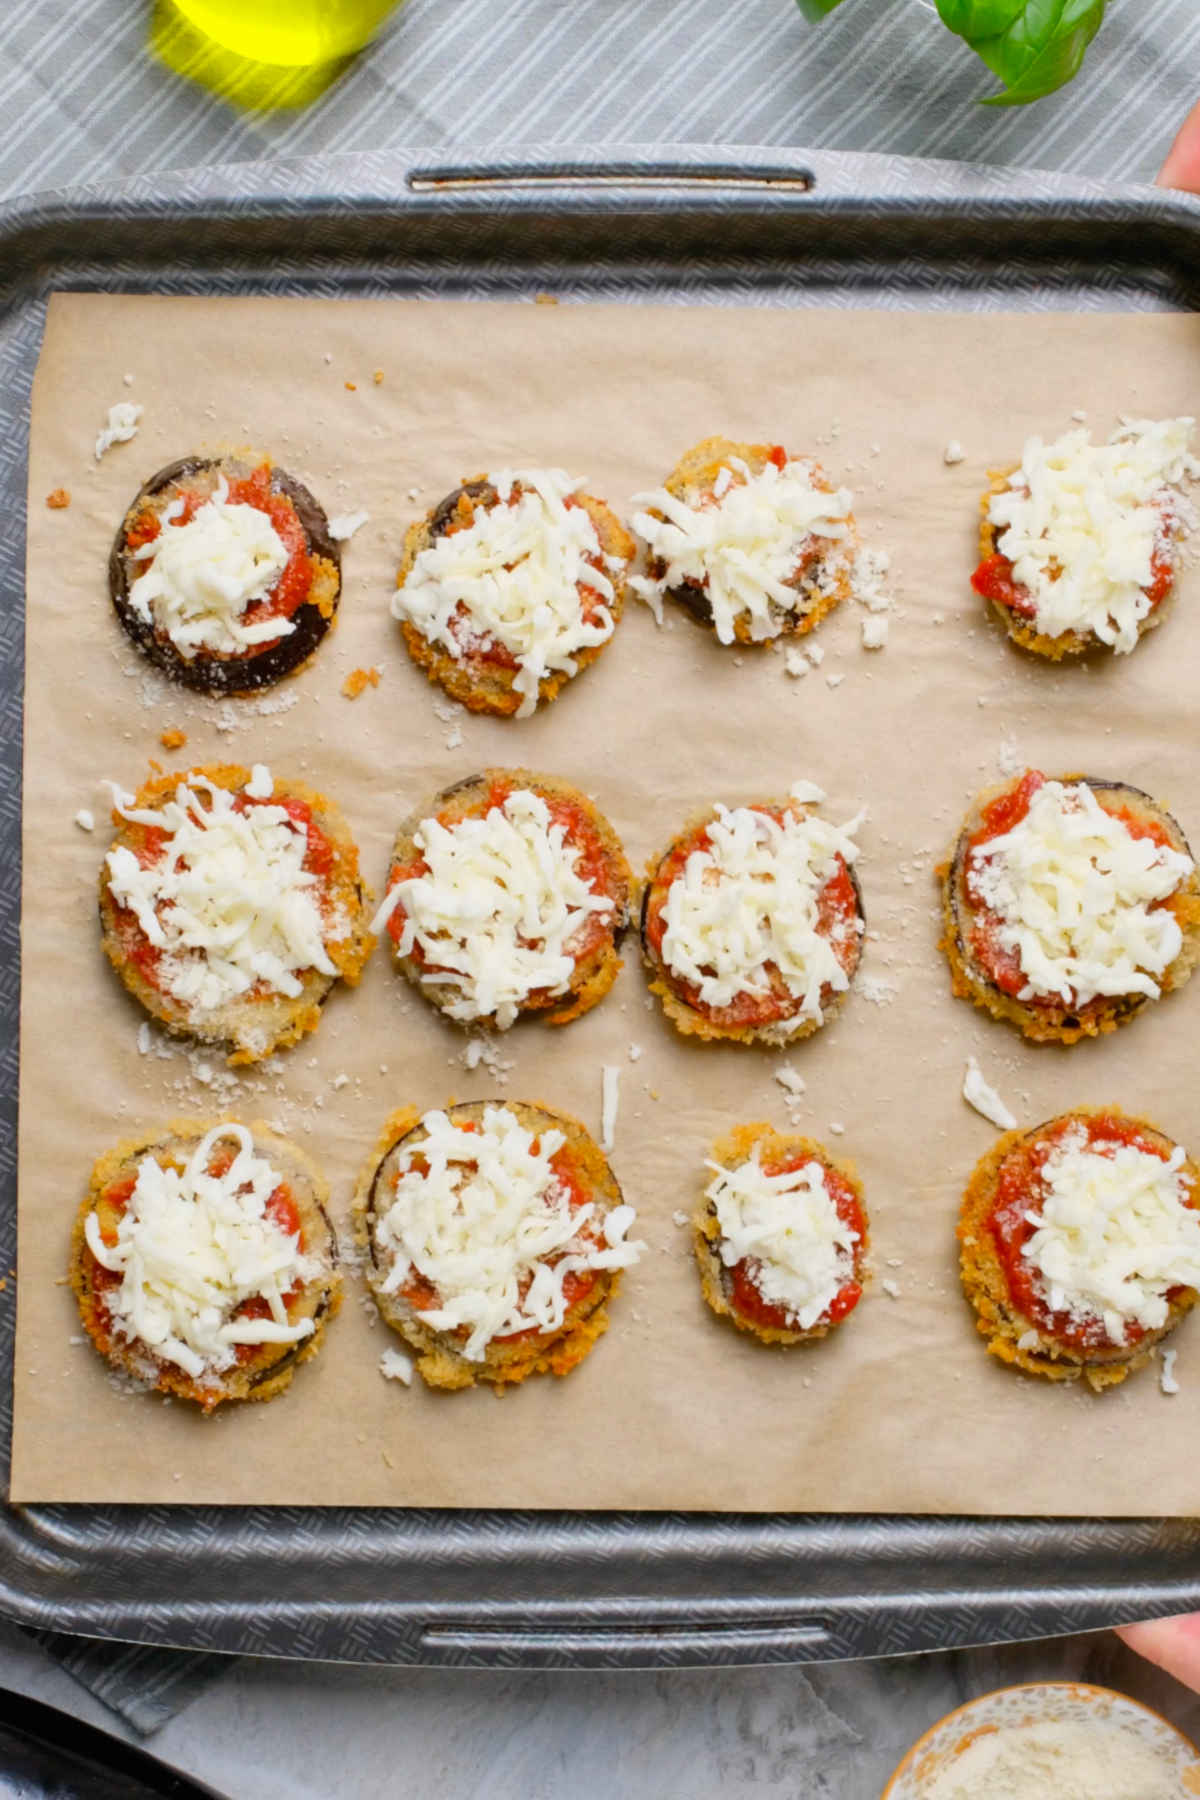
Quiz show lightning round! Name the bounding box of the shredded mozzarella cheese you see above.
[105,770,340,1018]
[987,418,1198,651]
[95,401,142,460]
[631,454,854,645]
[962,1056,1018,1130]
[374,1105,642,1362]
[84,1124,319,1379]
[370,788,614,1028]
[1022,1126,1200,1345]
[127,473,293,659]
[705,1145,859,1330]
[967,779,1193,1007]
[391,470,616,718]
[660,781,863,1032]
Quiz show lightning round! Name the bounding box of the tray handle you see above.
[419,1610,831,1668]
[407,157,816,194]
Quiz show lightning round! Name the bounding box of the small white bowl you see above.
[881,1680,1200,1798]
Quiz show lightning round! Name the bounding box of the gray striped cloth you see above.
[0,0,1196,201]
[2,0,1196,1740]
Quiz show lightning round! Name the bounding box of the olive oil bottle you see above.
[170,0,398,64]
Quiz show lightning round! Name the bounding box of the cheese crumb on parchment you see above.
[328,509,369,541]
[379,1347,414,1386]
[962,1056,1018,1131]
[600,1065,620,1152]
[373,1105,643,1362]
[95,401,142,460]
[74,808,95,832]
[1161,1347,1181,1395]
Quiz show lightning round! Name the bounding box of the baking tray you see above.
[3,143,1200,1666]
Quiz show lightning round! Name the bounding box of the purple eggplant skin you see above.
[109,454,341,695]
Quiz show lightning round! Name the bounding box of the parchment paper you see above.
[12,292,1200,1511]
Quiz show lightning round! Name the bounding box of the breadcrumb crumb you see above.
[45,487,70,510]
[341,667,381,700]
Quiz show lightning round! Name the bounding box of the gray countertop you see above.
[4,1616,1200,1796]
[4,2,1200,1791]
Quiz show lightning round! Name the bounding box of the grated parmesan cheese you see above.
[127,473,292,660]
[373,1106,643,1361]
[1022,1125,1200,1345]
[661,782,863,1036]
[104,769,340,1019]
[704,1144,859,1331]
[1161,1347,1180,1395]
[925,1717,1180,1800]
[967,779,1193,1007]
[83,1124,319,1379]
[74,808,95,832]
[370,788,613,1028]
[630,454,855,645]
[986,417,1198,651]
[391,470,617,718]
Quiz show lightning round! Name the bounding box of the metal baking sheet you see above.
[2,144,1200,1665]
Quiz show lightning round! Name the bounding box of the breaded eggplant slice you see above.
[939,770,1200,1045]
[695,1122,869,1346]
[110,453,340,693]
[99,762,374,1065]
[392,472,633,717]
[633,435,858,645]
[958,1107,1200,1392]
[641,795,865,1046]
[355,1100,638,1392]
[71,1118,340,1412]
[375,768,633,1030]
[972,459,1182,661]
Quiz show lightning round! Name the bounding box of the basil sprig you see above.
[794,0,1107,105]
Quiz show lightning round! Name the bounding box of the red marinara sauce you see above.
[726,1151,865,1333]
[645,804,860,1031]
[963,771,1179,1005]
[988,1112,1191,1352]
[397,1135,600,1339]
[971,497,1176,624]
[383,776,616,970]
[437,484,610,672]
[125,464,312,649]
[114,785,335,996]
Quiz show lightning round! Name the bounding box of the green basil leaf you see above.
[935,0,1105,104]
[793,0,848,19]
